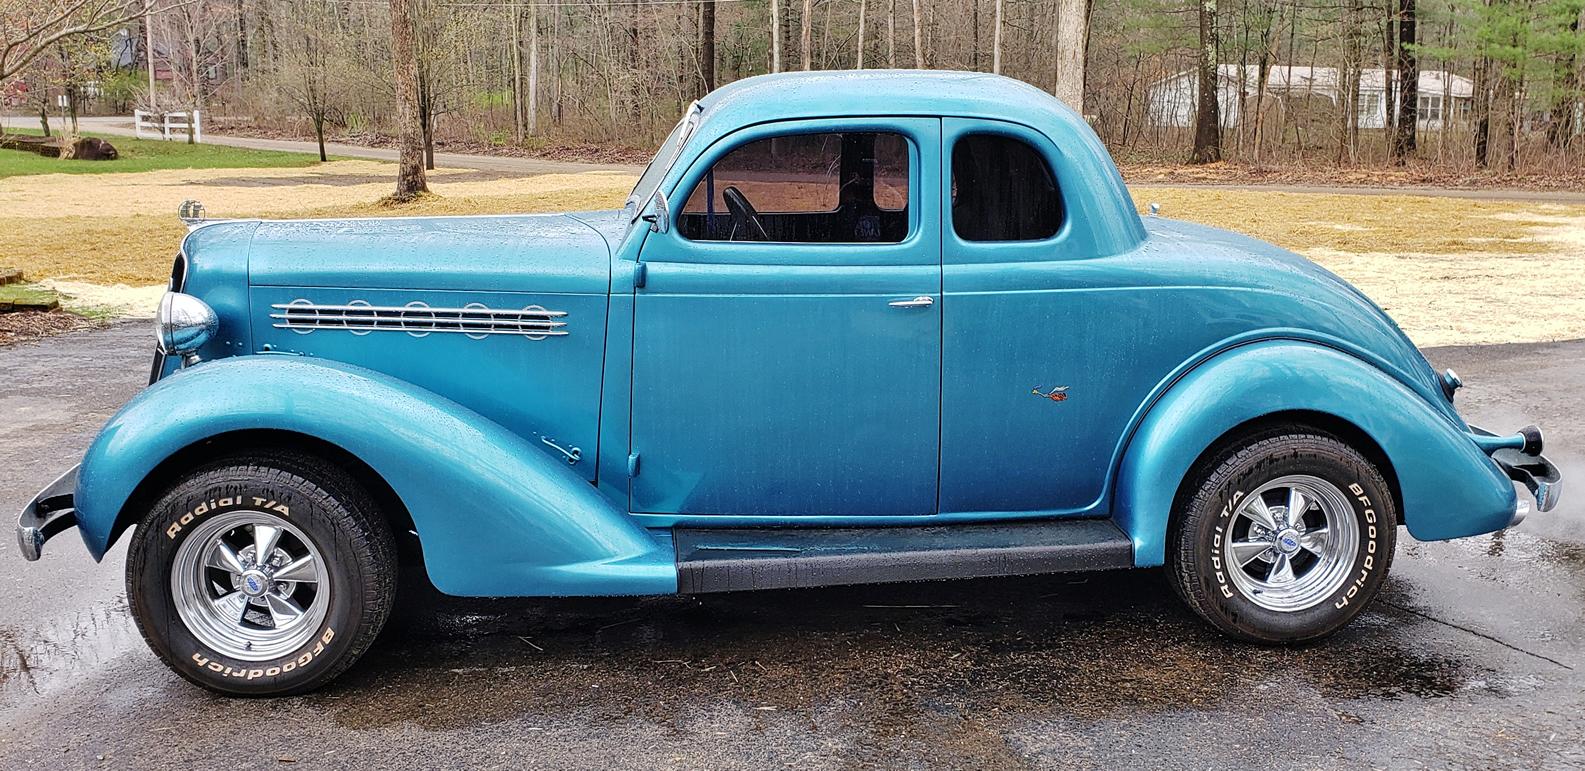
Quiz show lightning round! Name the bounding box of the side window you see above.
[678,132,910,243]
[951,134,1063,242]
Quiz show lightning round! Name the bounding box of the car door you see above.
[631,117,942,518]
[938,117,1116,517]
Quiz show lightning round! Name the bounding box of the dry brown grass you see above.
[0,162,635,285]
[3,164,1582,347]
[1133,187,1585,346]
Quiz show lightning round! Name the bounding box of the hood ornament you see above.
[178,199,207,225]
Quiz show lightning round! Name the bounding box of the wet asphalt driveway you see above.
[2,324,1583,769]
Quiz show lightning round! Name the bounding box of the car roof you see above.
[693,70,1086,142]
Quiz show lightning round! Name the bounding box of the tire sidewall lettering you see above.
[188,627,336,681]
[166,495,292,540]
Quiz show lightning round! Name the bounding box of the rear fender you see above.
[76,356,672,596]
[1115,341,1515,566]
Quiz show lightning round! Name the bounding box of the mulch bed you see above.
[1117,160,1585,192]
[0,311,105,348]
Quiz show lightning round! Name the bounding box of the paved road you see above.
[45,116,1585,203]
[2,325,1582,769]
[66,116,645,176]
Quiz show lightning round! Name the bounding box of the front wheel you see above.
[127,453,396,696]
[1168,430,1397,643]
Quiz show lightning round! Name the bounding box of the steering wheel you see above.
[722,186,770,241]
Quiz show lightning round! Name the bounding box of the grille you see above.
[269,300,568,340]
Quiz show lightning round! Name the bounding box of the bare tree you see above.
[1390,0,1417,161]
[801,0,812,69]
[700,0,715,91]
[857,0,867,68]
[886,0,896,66]
[991,0,1002,74]
[911,0,923,67]
[510,0,524,141]
[770,0,781,71]
[0,0,161,83]
[1052,0,1083,108]
[1191,0,1220,163]
[390,0,427,199]
[274,0,341,161]
[158,0,230,143]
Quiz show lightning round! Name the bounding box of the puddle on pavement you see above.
[315,568,1491,734]
[4,543,1564,738]
[0,598,140,708]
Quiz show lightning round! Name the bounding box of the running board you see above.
[675,519,1134,593]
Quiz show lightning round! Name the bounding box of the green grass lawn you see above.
[0,125,324,179]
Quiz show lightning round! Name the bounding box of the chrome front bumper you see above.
[16,465,80,562]
[1470,425,1562,521]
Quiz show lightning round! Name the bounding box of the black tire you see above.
[127,452,397,696]
[1168,429,1397,643]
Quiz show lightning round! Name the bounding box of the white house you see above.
[1147,65,1475,130]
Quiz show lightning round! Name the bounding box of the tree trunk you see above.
[1547,10,1580,149]
[910,0,923,68]
[701,0,716,91]
[770,0,782,72]
[390,0,429,199]
[144,0,158,110]
[235,0,249,77]
[1191,0,1221,163]
[1051,0,1084,110]
[801,0,812,70]
[857,0,866,68]
[1473,54,1491,167]
[1390,0,1417,161]
[511,0,524,143]
[886,0,896,67]
[314,115,327,162]
[38,105,50,138]
[527,4,539,134]
[991,0,1003,74]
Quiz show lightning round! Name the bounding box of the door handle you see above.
[888,296,934,309]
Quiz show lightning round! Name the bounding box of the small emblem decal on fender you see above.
[1031,385,1070,403]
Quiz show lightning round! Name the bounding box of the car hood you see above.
[1140,217,1453,420]
[246,212,617,294]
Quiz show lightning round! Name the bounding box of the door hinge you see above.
[627,452,641,477]
[633,262,647,289]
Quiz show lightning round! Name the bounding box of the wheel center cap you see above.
[239,569,272,598]
[1275,529,1302,555]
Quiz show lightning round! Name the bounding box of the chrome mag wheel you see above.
[170,511,331,661]
[1221,475,1360,612]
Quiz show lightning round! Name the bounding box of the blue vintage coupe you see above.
[18,71,1561,695]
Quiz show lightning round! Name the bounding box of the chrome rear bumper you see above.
[1470,425,1562,517]
[16,465,80,562]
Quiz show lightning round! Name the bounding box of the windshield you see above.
[623,102,703,228]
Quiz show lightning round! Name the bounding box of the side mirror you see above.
[642,189,670,234]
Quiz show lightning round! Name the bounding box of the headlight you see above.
[155,291,218,365]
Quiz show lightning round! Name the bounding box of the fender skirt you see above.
[75,356,673,596]
[1115,341,1516,567]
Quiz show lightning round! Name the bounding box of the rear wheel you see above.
[127,453,396,696]
[1168,430,1397,643]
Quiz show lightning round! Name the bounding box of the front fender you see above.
[77,356,672,596]
[1115,341,1516,567]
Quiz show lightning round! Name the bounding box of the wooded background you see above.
[6,0,1585,173]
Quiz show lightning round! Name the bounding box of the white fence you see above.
[133,109,202,142]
